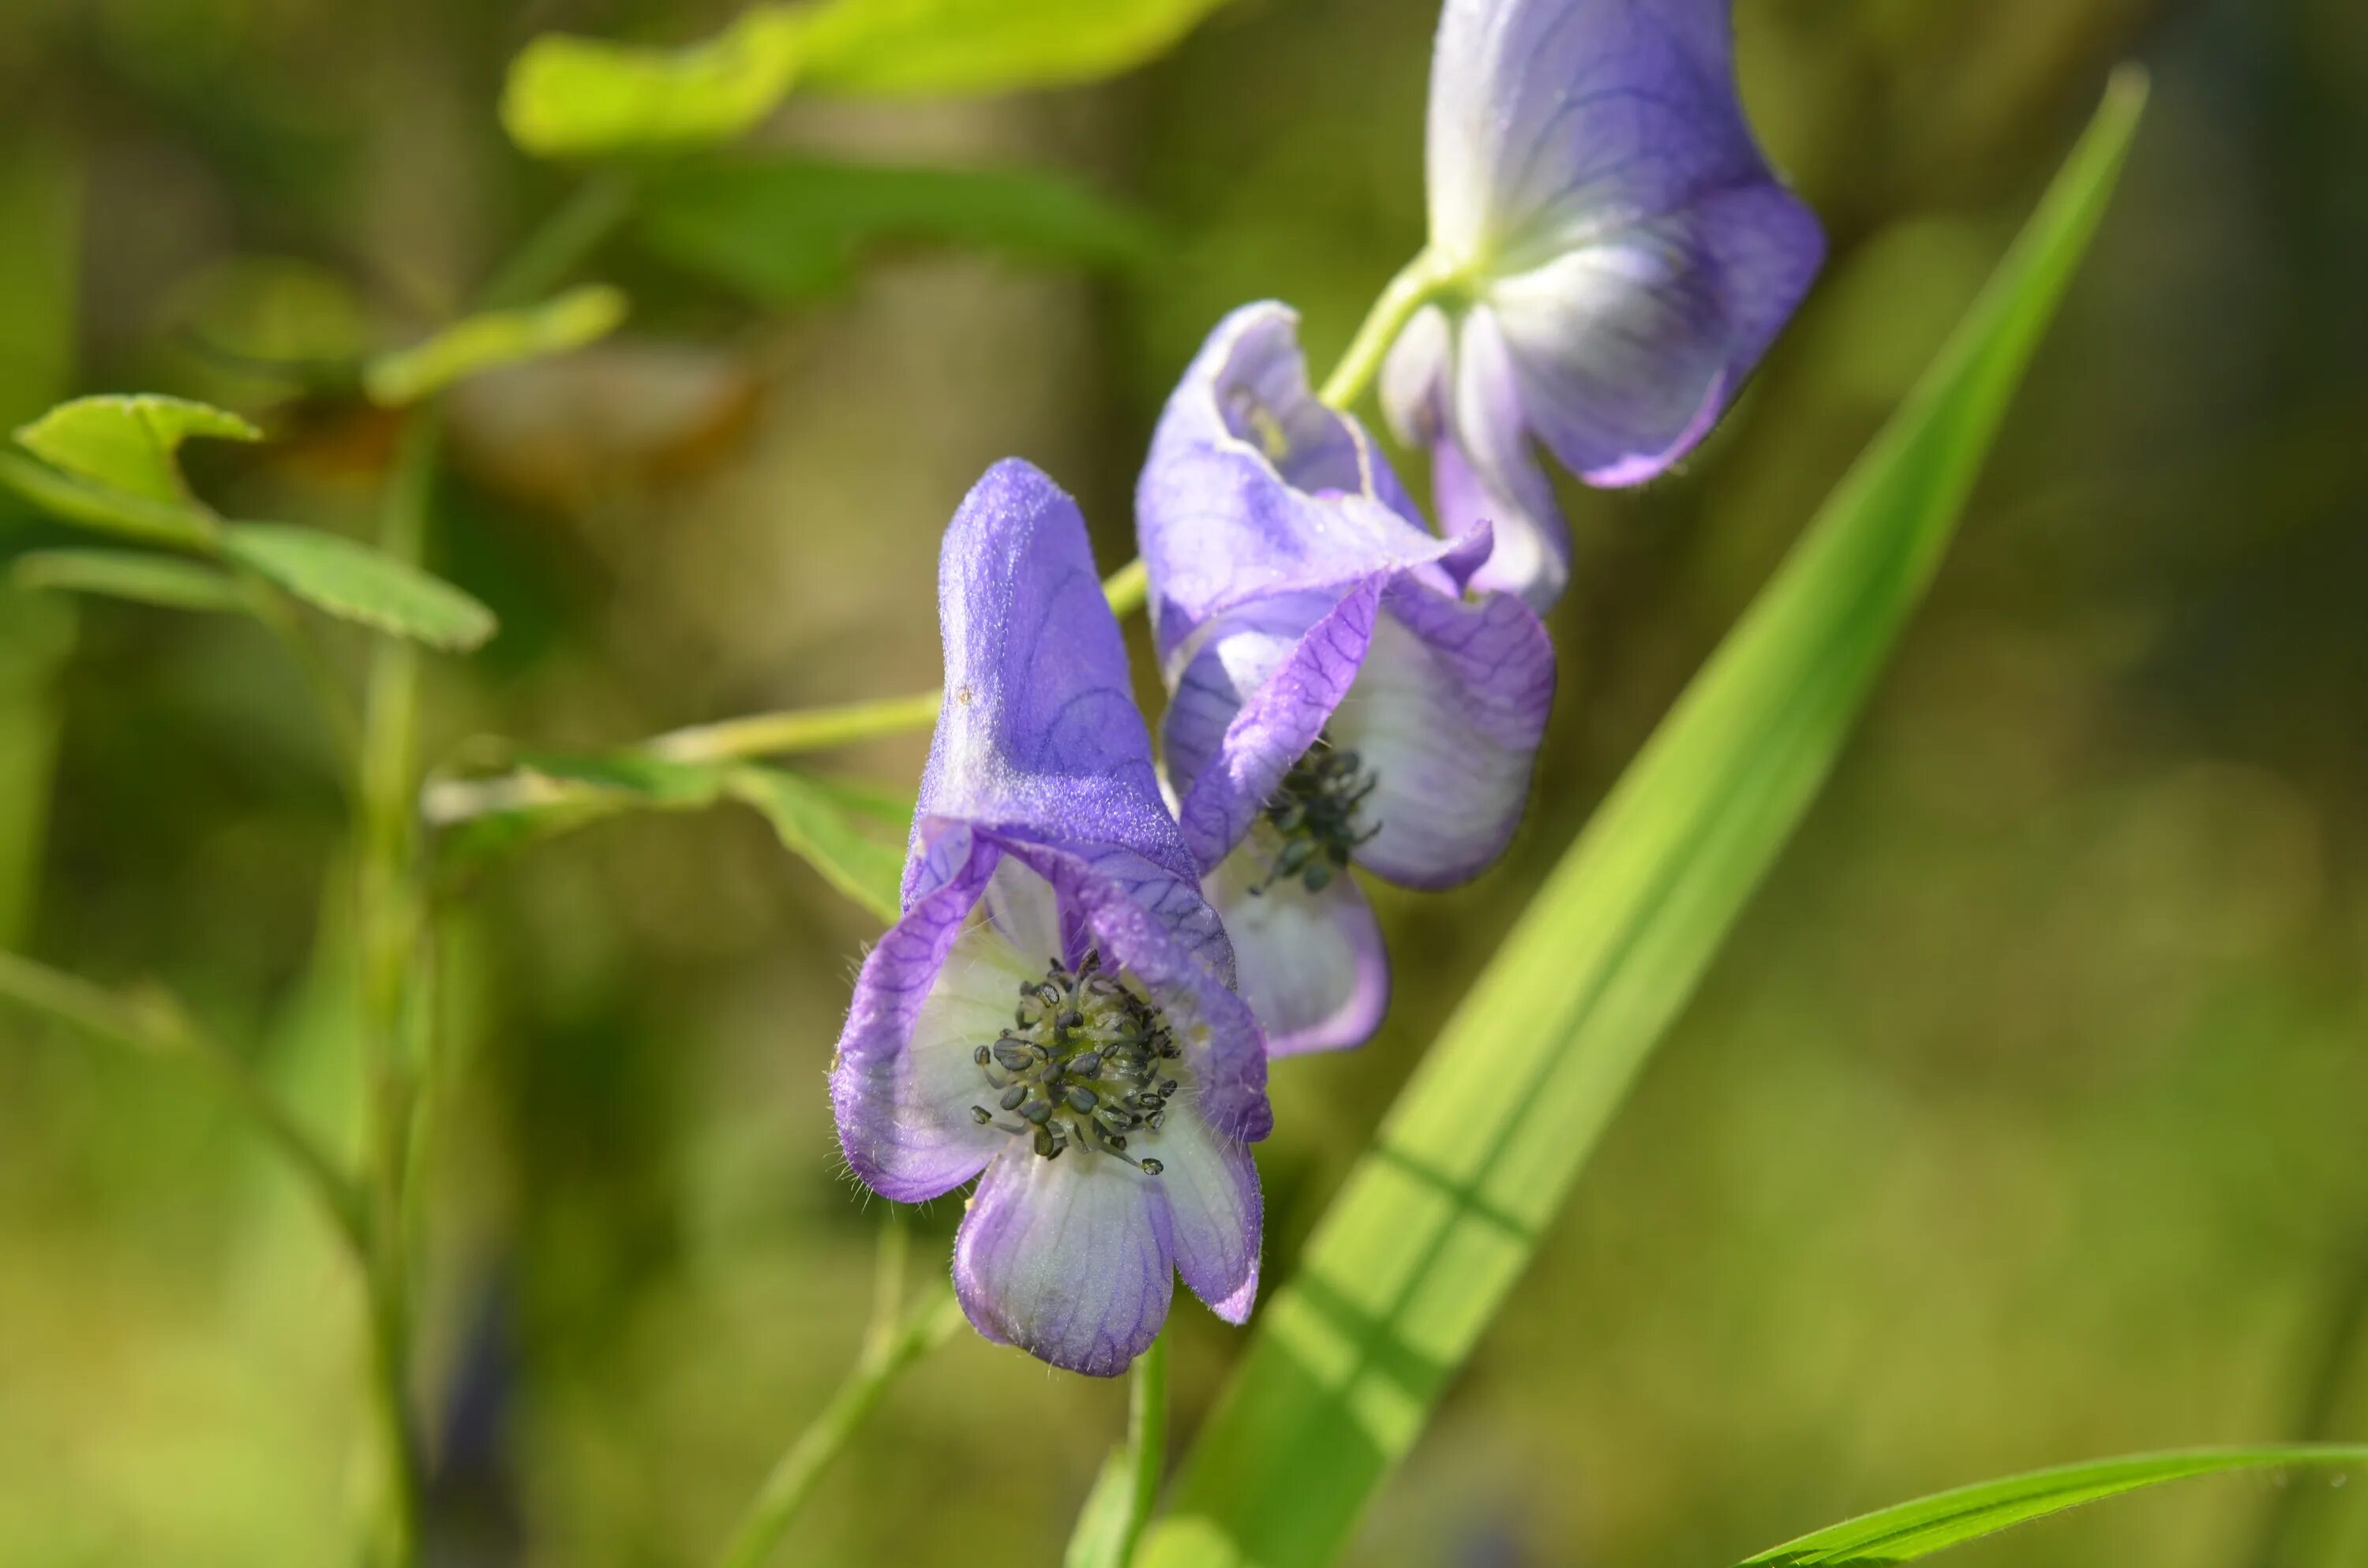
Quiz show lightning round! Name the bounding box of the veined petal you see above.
[1147,1106,1262,1323]
[1447,305,1574,609]
[1205,841,1390,1057]
[954,1145,1173,1377]
[914,458,1198,901]
[831,829,1011,1201]
[1333,587,1556,889]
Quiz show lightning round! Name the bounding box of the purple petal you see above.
[1148,1109,1262,1322]
[1332,579,1557,889]
[954,1145,1174,1377]
[831,828,1012,1202]
[1205,847,1390,1057]
[1448,306,1575,609]
[912,458,1199,903]
[1137,303,1451,668]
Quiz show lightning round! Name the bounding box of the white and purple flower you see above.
[1381,0,1827,609]
[1138,303,1557,1057]
[831,458,1269,1377]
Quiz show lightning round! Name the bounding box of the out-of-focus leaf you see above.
[1737,1446,2368,1565]
[724,765,909,922]
[1141,69,2149,1568]
[425,751,727,874]
[223,524,496,651]
[4,394,257,546]
[500,9,804,158]
[796,0,1238,97]
[639,157,1158,304]
[12,549,253,615]
[363,286,628,407]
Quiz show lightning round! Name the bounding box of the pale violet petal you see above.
[954,1144,1173,1377]
[1205,840,1390,1056]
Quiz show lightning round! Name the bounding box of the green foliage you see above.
[639,157,1158,305]
[222,524,497,651]
[501,9,805,159]
[724,765,909,925]
[1141,69,2151,1568]
[1737,1446,2368,1565]
[793,0,1238,96]
[2,394,258,546]
[11,549,252,615]
[363,285,628,406]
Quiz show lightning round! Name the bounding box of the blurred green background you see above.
[2,1,2366,1565]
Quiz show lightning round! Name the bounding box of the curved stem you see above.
[2247,1234,2368,1568]
[1121,1334,1170,1563]
[712,1285,966,1568]
[475,174,638,311]
[1316,249,1455,412]
[650,689,946,766]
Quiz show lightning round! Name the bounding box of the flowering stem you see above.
[650,689,948,765]
[1317,249,1456,412]
[711,1284,967,1568]
[475,173,638,310]
[0,949,368,1253]
[1122,1334,1170,1562]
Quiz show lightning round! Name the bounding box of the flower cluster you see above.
[828,0,1819,1375]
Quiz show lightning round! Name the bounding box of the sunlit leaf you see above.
[363,285,629,407]
[223,524,496,651]
[3,394,257,546]
[12,548,253,615]
[500,8,805,159]
[725,765,909,922]
[1141,69,2151,1568]
[1738,1446,2368,1565]
[639,156,1159,304]
[796,0,1238,97]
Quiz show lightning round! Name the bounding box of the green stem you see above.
[1121,1334,1170,1565]
[650,689,948,766]
[0,949,368,1253]
[474,174,638,311]
[2247,1236,2368,1568]
[712,1287,966,1568]
[1316,249,1456,412]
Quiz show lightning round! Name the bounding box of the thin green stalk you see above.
[1122,1335,1170,1563]
[2247,1236,2368,1568]
[475,173,638,311]
[0,949,367,1252]
[712,1287,967,1568]
[650,689,947,765]
[1316,249,1457,412]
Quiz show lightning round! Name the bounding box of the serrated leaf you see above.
[639,157,1158,305]
[223,524,496,650]
[364,285,628,407]
[1738,1446,2368,1565]
[796,0,1237,97]
[724,765,908,922]
[1140,69,2150,1568]
[4,394,257,546]
[500,8,804,158]
[12,548,253,614]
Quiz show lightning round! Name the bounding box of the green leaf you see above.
[1066,1450,1142,1568]
[1737,1446,2368,1565]
[12,548,253,614]
[724,765,909,922]
[222,524,496,651]
[363,285,628,407]
[4,394,257,546]
[640,156,1159,305]
[796,0,1238,97]
[500,8,805,158]
[1140,69,2150,1568]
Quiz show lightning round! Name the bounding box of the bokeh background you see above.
[2,0,2366,1564]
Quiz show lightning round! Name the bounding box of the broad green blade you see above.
[1141,69,2150,1568]
[640,157,1157,305]
[1066,1450,1141,1568]
[223,523,497,651]
[12,548,253,614]
[501,9,804,158]
[1738,1446,2368,1564]
[363,285,628,407]
[4,393,256,546]
[725,766,909,922]
[795,0,1237,98]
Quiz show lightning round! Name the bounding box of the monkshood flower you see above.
[831,458,1270,1377]
[1377,0,1826,610]
[1138,302,1556,1056]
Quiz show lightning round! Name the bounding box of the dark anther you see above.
[1254,732,1379,896]
[999,1084,1029,1112]
[992,1042,1032,1072]
[973,1044,991,1067]
[970,1106,993,1125]
[1138,1159,1163,1175]
[1066,1087,1100,1113]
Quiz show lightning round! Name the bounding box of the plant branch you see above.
[0,949,367,1252]
[1317,249,1456,412]
[475,173,639,311]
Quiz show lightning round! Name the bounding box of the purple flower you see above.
[831,459,1269,1377]
[1381,0,1826,609]
[1137,303,1556,1056]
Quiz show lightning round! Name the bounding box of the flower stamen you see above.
[972,948,1181,1171]
[1253,734,1380,895]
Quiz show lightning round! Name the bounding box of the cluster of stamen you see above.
[1253,735,1379,895]
[969,949,1181,1173]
